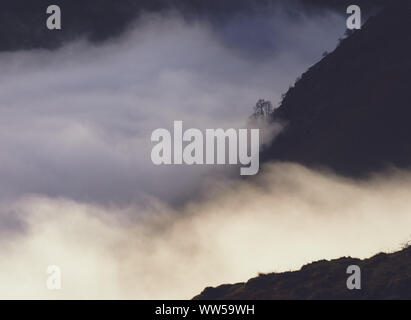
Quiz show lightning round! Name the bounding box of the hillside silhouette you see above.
[261,0,411,177]
[195,246,411,300]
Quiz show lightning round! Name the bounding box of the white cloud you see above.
[1,163,411,299]
[0,10,344,204]
[0,9,365,299]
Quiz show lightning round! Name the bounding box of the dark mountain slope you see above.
[194,246,411,300]
[262,0,411,177]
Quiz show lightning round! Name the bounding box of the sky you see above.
[1,1,409,299]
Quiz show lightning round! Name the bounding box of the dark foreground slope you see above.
[262,0,411,177]
[195,246,411,300]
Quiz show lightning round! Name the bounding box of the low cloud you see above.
[1,163,411,299]
[0,6,365,299]
[0,9,344,206]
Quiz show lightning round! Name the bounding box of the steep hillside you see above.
[195,246,411,300]
[262,0,411,177]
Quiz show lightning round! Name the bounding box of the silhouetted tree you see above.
[253,99,273,119]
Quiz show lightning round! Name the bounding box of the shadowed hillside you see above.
[262,0,411,177]
[194,246,411,300]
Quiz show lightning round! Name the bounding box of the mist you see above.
[1,163,411,299]
[0,8,345,205]
[0,5,379,300]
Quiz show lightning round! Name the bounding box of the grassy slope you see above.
[194,246,411,300]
